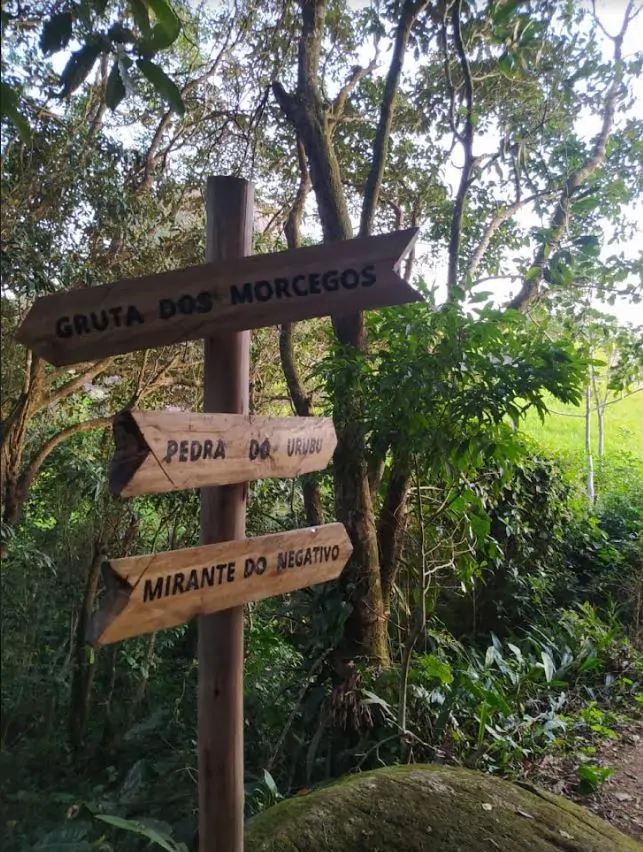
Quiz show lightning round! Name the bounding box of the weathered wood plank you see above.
[109,410,337,496]
[17,228,420,366]
[88,523,352,646]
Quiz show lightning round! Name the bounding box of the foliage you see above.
[2,0,643,847]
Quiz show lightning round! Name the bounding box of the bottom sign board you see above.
[88,523,352,646]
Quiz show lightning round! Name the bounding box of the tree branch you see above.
[42,358,113,412]
[447,0,475,299]
[15,417,112,506]
[466,190,555,281]
[507,2,634,311]
[360,0,428,237]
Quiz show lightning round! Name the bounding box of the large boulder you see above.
[246,764,641,852]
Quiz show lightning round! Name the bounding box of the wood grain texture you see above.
[87,523,352,646]
[199,176,251,852]
[17,228,420,366]
[109,410,337,496]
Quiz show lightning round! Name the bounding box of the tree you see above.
[269,0,641,664]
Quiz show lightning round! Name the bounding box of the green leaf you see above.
[263,769,280,798]
[577,764,614,791]
[137,58,184,114]
[540,649,555,683]
[148,0,181,43]
[0,82,32,144]
[138,0,181,55]
[95,814,187,851]
[493,0,524,27]
[106,61,126,110]
[419,654,454,685]
[60,42,102,97]
[40,11,74,55]
[34,821,92,851]
[129,0,151,37]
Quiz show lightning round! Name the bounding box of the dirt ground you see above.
[586,723,643,842]
[532,719,643,843]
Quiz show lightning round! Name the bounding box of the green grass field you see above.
[520,388,643,492]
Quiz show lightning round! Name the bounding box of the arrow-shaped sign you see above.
[17,229,420,367]
[89,523,352,645]
[109,410,337,496]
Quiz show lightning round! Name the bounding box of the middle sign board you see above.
[109,410,337,496]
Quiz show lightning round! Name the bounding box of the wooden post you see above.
[199,176,254,852]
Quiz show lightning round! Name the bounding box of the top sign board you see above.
[17,228,420,367]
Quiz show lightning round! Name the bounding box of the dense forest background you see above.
[1,0,642,849]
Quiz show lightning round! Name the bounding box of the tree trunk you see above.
[584,382,595,505]
[279,140,325,527]
[1,353,45,540]
[69,540,106,749]
[378,452,412,616]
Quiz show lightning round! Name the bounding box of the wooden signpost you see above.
[16,227,420,366]
[89,523,352,646]
[17,174,421,852]
[109,410,337,496]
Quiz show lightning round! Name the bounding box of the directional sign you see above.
[17,228,420,367]
[109,410,337,496]
[88,523,352,645]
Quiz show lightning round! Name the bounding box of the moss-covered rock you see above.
[246,764,642,852]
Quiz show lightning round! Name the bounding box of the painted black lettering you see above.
[190,441,202,462]
[322,270,339,291]
[201,565,215,587]
[196,291,213,313]
[177,295,195,315]
[249,439,259,461]
[287,439,295,456]
[179,440,188,462]
[295,438,302,455]
[331,545,340,560]
[108,306,123,326]
[292,275,307,296]
[56,316,72,338]
[126,304,144,326]
[91,311,109,332]
[323,546,332,561]
[73,314,90,335]
[186,569,199,592]
[361,264,376,286]
[313,546,321,562]
[203,439,213,460]
[172,573,185,595]
[288,550,295,568]
[244,558,254,578]
[231,282,254,304]
[274,278,292,298]
[260,439,270,459]
[216,564,226,583]
[254,556,267,575]
[341,268,359,289]
[164,440,178,463]
[308,273,321,294]
[254,281,273,302]
[277,552,287,572]
[159,298,176,319]
[164,575,172,596]
[214,440,225,459]
[227,562,236,582]
[304,548,312,566]
[143,577,163,602]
